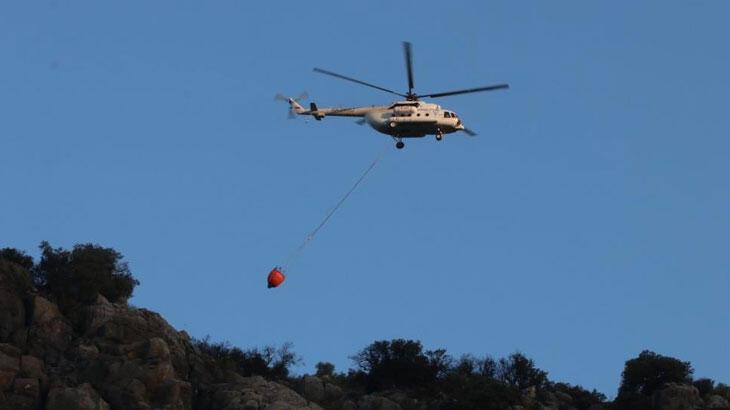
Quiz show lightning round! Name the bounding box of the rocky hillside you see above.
[0,257,325,410]
[2,245,730,410]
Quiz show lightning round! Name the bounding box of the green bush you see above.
[0,257,34,296]
[441,374,520,410]
[441,355,520,410]
[694,378,715,397]
[714,383,730,401]
[452,354,497,378]
[496,352,548,391]
[351,339,452,392]
[553,382,607,410]
[194,337,301,380]
[0,248,34,270]
[315,362,335,378]
[345,342,560,408]
[617,350,693,398]
[34,241,139,309]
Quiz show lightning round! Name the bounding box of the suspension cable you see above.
[280,150,385,271]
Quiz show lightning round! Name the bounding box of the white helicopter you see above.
[277,42,509,149]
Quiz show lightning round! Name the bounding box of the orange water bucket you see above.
[267,267,286,288]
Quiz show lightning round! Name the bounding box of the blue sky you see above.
[2,1,729,397]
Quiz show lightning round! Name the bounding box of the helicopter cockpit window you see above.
[444,112,451,118]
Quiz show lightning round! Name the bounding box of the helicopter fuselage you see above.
[295,100,465,139]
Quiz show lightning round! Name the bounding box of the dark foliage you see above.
[496,352,549,391]
[618,350,693,398]
[552,382,607,410]
[33,241,139,309]
[441,373,520,410]
[693,378,715,397]
[440,355,519,410]
[613,350,694,410]
[351,339,452,392]
[348,341,562,409]
[0,256,34,296]
[452,354,498,379]
[315,362,335,378]
[434,352,549,410]
[715,383,730,402]
[194,336,301,380]
[0,248,34,270]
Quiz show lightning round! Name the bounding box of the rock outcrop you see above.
[0,263,320,410]
[653,383,704,410]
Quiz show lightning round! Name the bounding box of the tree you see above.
[552,383,606,410]
[315,362,336,378]
[693,378,715,397]
[714,383,730,402]
[442,355,519,410]
[0,250,34,295]
[496,352,548,391]
[0,248,34,270]
[269,342,301,379]
[34,241,139,309]
[351,339,452,391]
[193,337,300,380]
[618,350,693,397]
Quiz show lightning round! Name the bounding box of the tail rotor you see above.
[275,91,308,119]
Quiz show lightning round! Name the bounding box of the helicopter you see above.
[277,42,509,149]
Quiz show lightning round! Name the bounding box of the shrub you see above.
[194,337,300,380]
[34,241,139,309]
[694,378,715,397]
[553,382,606,410]
[441,355,519,410]
[0,248,34,270]
[617,350,693,398]
[442,374,520,410]
[0,258,34,296]
[714,383,730,401]
[351,339,452,392]
[315,362,336,378]
[496,352,548,391]
[453,354,498,379]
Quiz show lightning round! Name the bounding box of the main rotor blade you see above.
[463,128,477,137]
[403,41,414,94]
[313,68,406,98]
[421,84,510,99]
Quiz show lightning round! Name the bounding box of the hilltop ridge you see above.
[1,243,729,410]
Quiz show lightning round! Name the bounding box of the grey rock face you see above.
[323,381,344,402]
[0,289,25,343]
[204,376,322,410]
[653,383,704,410]
[46,383,111,410]
[33,296,62,324]
[302,375,325,402]
[357,394,402,410]
[27,296,74,362]
[707,394,730,409]
[0,345,20,391]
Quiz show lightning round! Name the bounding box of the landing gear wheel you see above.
[435,134,443,141]
[396,141,405,149]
